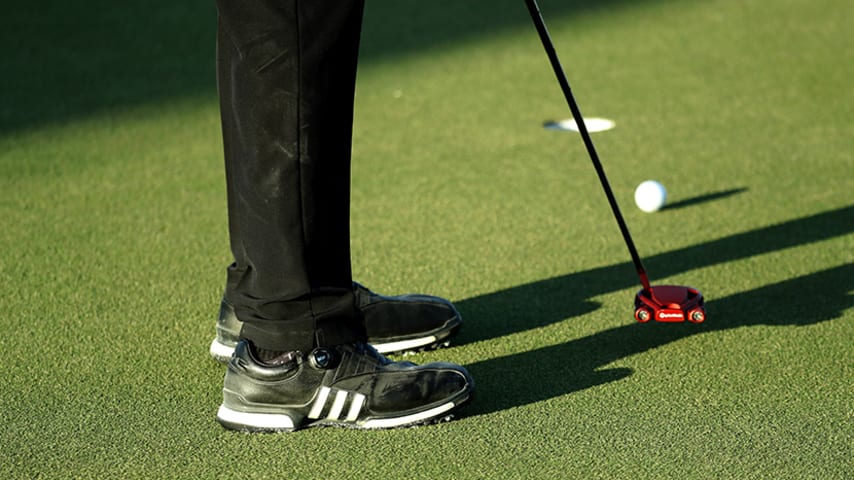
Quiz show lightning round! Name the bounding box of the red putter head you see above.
[634,285,706,323]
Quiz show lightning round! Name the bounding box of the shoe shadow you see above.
[463,262,854,416]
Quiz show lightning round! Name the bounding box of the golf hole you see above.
[544,117,615,133]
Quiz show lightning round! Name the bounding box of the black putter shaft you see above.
[524,0,652,293]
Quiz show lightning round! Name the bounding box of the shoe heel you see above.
[216,405,298,433]
[209,339,236,363]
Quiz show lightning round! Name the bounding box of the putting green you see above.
[1,0,851,478]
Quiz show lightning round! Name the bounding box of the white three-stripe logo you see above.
[307,386,366,422]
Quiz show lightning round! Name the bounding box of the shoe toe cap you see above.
[365,363,472,415]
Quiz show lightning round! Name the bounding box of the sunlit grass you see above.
[1,0,851,478]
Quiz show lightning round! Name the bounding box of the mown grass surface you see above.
[1,0,851,478]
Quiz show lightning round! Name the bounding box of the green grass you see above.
[1,0,852,478]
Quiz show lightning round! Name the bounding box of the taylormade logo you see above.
[658,312,684,319]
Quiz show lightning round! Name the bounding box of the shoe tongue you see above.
[255,348,300,367]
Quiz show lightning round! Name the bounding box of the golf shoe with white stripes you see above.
[209,282,462,362]
[216,340,474,432]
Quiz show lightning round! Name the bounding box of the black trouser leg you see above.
[216,0,367,352]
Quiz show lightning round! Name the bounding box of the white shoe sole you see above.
[216,399,460,432]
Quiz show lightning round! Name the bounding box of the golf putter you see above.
[524,0,706,323]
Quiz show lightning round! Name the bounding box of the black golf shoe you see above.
[209,282,462,362]
[216,340,474,432]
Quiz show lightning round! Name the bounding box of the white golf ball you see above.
[634,180,667,213]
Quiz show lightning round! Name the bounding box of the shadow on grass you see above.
[456,205,854,415]
[664,187,748,211]
[464,263,854,416]
[4,0,652,134]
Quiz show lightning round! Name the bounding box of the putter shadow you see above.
[462,261,854,417]
[454,204,854,345]
[663,187,748,211]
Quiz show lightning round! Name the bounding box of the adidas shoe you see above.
[216,340,474,432]
[209,282,462,362]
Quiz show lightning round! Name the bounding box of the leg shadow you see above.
[455,204,854,344]
[464,263,854,416]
